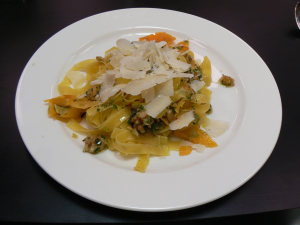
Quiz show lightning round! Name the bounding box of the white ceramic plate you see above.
[15,8,282,212]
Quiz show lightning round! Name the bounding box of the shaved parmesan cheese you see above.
[162,49,190,72]
[90,75,105,85]
[190,80,205,92]
[156,41,167,48]
[170,73,193,78]
[120,56,150,71]
[155,79,174,97]
[155,70,193,78]
[66,71,86,88]
[167,59,191,72]
[122,75,169,96]
[105,70,119,74]
[142,41,156,58]
[142,87,155,103]
[132,41,146,48]
[145,95,171,118]
[100,84,127,103]
[99,73,115,96]
[114,72,122,78]
[180,140,205,153]
[193,144,205,153]
[204,119,229,138]
[180,50,190,55]
[132,41,153,58]
[169,111,195,130]
[155,45,166,63]
[104,48,122,58]
[116,39,136,56]
[120,67,146,80]
[109,53,125,68]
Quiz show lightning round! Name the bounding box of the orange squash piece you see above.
[191,129,218,147]
[44,95,76,107]
[176,40,189,53]
[179,146,193,156]
[174,125,217,148]
[139,32,176,45]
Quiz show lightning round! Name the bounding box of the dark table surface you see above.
[2,0,300,223]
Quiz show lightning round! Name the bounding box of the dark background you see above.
[1,0,300,224]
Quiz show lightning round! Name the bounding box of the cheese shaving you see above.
[109,53,125,68]
[190,80,205,92]
[155,79,174,97]
[203,119,229,138]
[116,38,136,56]
[120,56,150,71]
[90,75,105,85]
[122,75,170,96]
[142,87,155,103]
[145,95,172,118]
[180,140,205,153]
[100,84,127,103]
[120,67,146,80]
[99,73,115,96]
[169,111,195,130]
[162,49,190,72]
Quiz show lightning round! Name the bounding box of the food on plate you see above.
[44,32,232,172]
[219,74,235,87]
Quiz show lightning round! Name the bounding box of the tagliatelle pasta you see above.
[45,32,233,173]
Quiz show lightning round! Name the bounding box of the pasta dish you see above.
[45,32,233,172]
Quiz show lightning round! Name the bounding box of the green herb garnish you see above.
[95,138,102,145]
[193,112,200,124]
[94,147,101,153]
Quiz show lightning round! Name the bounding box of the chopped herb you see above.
[187,92,193,100]
[94,147,101,153]
[140,105,145,111]
[149,119,165,135]
[193,112,200,124]
[95,138,102,145]
[128,108,137,125]
[145,117,153,125]
[100,135,105,139]
[109,99,114,105]
[184,40,189,43]
[169,106,176,114]
[113,104,117,109]
[206,104,213,114]
[97,108,100,112]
